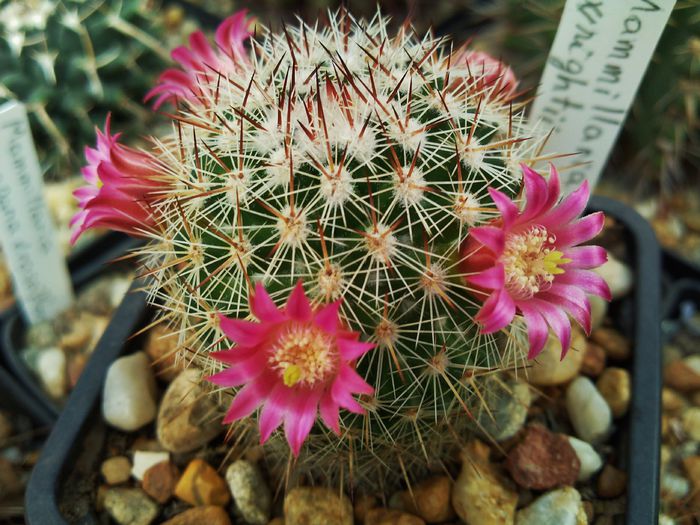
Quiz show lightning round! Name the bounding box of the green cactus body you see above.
[139,10,548,488]
[0,0,169,178]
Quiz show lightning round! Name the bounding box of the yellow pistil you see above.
[542,250,571,275]
[283,365,302,387]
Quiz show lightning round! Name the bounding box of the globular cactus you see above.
[0,0,170,179]
[72,9,609,490]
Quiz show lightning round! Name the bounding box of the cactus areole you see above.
[72,9,610,484]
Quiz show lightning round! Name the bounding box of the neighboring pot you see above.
[0,233,141,420]
[25,196,662,525]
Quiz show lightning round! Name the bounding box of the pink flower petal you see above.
[520,163,549,221]
[223,379,273,424]
[319,391,341,435]
[488,188,518,228]
[517,302,550,359]
[218,315,266,347]
[469,226,505,255]
[554,212,605,248]
[557,269,612,301]
[284,389,321,456]
[538,290,591,335]
[285,281,313,321]
[540,180,590,229]
[337,339,375,361]
[542,164,562,210]
[331,380,365,414]
[208,351,267,387]
[467,263,505,290]
[476,289,516,333]
[337,365,374,395]
[251,283,285,323]
[563,245,608,269]
[529,298,572,359]
[258,383,288,444]
[313,300,342,333]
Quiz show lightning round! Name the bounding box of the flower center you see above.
[269,324,337,387]
[502,225,571,299]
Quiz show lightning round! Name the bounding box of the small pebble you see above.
[580,342,606,377]
[102,352,158,432]
[103,488,159,525]
[101,456,132,485]
[505,425,580,490]
[594,254,632,299]
[527,331,585,386]
[365,508,426,525]
[451,440,518,525]
[157,369,223,453]
[662,388,686,412]
[472,376,531,441]
[596,368,631,418]
[567,436,603,482]
[664,357,700,392]
[161,506,231,525]
[682,407,700,440]
[225,460,271,525]
[596,464,627,498]
[144,324,183,382]
[284,486,353,525]
[591,329,631,361]
[36,347,67,399]
[174,458,230,507]
[566,377,612,444]
[397,476,455,523]
[142,460,180,504]
[514,486,586,525]
[132,451,170,482]
[354,494,379,522]
[660,472,690,500]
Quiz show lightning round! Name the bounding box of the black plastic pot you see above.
[0,363,55,428]
[25,196,661,525]
[0,233,141,421]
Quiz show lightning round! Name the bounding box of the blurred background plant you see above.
[0,0,173,181]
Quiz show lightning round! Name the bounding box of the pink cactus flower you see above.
[70,116,163,243]
[146,10,254,108]
[451,49,518,99]
[208,282,375,456]
[460,164,611,359]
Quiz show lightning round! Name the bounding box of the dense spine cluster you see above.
[130,10,554,486]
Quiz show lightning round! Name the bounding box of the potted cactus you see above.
[27,8,660,524]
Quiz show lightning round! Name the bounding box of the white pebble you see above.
[661,472,690,499]
[565,377,612,444]
[516,487,585,525]
[682,407,700,441]
[102,352,157,432]
[131,451,169,481]
[567,436,603,481]
[37,347,67,399]
[594,254,632,300]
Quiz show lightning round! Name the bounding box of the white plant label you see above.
[0,101,74,323]
[530,0,676,193]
